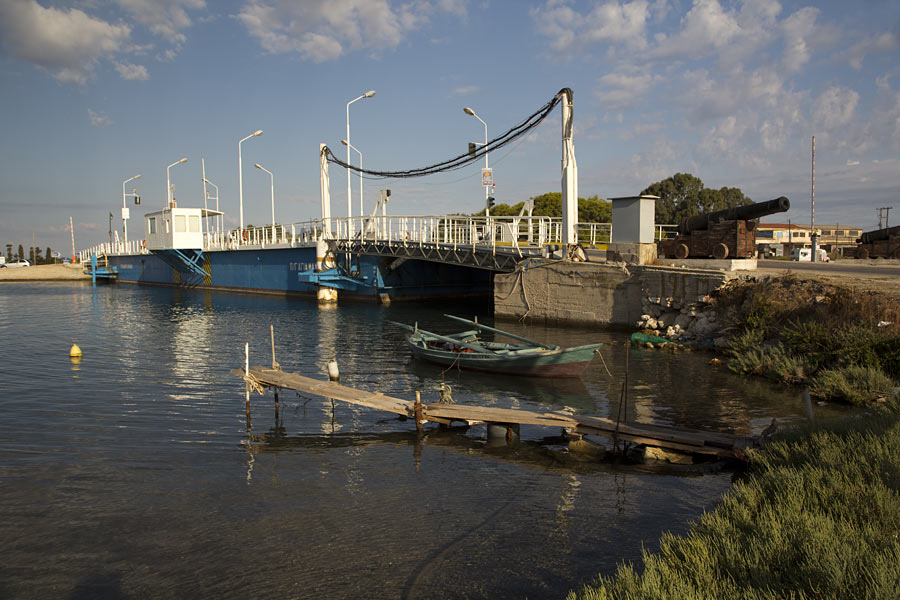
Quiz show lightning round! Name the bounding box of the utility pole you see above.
[877,207,892,230]
[810,136,817,261]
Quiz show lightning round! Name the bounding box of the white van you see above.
[791,248,829,262]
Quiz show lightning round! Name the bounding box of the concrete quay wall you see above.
[494,259,741,328]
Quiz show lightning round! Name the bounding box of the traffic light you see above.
[134,195,141,205]
[468,142,477,157]
[487,196,495,209]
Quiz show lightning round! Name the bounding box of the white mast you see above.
[560,88,578,248]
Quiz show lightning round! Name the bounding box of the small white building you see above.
[144,207,221,250]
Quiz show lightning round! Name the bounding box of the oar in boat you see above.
[387,321,493,354]
[442,314,556,350]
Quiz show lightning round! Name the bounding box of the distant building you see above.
[755,222,862,256]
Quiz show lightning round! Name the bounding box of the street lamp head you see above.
[341,139,349,146]
[254,163,263,169]
[363,90,376,98]
[463,107,476,116]
[178,157,188,164]
[252,129,263,137]
[133,174,142,180]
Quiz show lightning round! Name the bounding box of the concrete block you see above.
[606,242,657,265]
[654,257,758,271]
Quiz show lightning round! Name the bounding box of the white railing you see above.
[332,214,563,254]
[78,213,680,261]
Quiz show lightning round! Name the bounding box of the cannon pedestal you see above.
[660,220,756,259]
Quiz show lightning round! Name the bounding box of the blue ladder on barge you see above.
[85,254,118,284]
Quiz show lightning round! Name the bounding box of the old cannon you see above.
[659,196,790,260]
[854,224,900,259]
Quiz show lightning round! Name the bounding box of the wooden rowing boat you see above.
[391,315,603,377]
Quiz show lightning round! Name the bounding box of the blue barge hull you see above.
[106,246,491,301]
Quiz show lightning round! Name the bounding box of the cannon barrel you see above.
[678,196,790,235]
[858,224,900,245]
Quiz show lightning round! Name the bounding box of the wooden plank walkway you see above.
[235,366,756,460]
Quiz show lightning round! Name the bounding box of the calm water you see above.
[0,282,843,599]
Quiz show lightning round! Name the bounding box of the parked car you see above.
[5,259,31,268]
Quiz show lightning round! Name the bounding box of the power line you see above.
[321,88,569,179]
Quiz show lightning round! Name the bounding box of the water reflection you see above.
[0,283,850,600]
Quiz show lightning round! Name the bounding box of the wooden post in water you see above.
[270,324,279,415]
[802,388,815,423]
[414,391,424,434]
[244,342,251,428]
[270,324,276,369]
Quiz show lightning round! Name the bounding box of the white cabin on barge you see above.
[144,207,221,250]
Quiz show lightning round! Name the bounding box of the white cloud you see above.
[847,30,900,70]
[88,109,114,127]
[846,159,860,166]
[649,0,741,60]
[780,6,818,73]
[531,0,650,55]
[594,72,656,109]
[114,61,150,80]
[453,85,480,96]
[114,0,206,46]
[812,85,859,130]
[680,66,785,125]
[238,0,467,62]
[0,0,131,85]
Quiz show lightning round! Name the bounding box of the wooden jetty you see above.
[234,365,756,460]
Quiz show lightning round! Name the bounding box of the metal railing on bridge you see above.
[79,213,679,268]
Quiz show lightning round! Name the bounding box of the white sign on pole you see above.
[481,168,493,187]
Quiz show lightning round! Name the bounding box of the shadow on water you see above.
[246,419,736,479]
[67,573,125,600]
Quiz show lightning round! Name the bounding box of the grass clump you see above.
[809,365,896,406]
[566,403,900,600]
[727,341,811,385]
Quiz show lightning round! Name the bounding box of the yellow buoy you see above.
[69,344,83,358]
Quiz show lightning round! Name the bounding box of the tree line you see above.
[5,243,56,264]
[482,172,752,224]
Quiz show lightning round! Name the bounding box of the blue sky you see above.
[1,0,898,254]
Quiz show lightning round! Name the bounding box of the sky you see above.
[1,0,899,254]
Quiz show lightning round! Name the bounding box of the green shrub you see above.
[567,413,900,600]
[872,336,900,380]
[726,328,765,356]
[809,365,896,406]
[727,342,811,385]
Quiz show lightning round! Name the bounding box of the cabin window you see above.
[836,230,845,236]
[189,215,200,232]
[757,230,773,238]
[148,217,156,234]
[822,230,832,235]
[175,215,186,233]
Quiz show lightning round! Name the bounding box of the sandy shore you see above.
[0,264,91,281]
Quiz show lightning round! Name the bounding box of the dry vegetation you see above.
[710,274,899,405]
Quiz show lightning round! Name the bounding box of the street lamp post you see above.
[341,139,363,218]
[346,90,375,232]
[254,163,275,243]
[122,173,140,243]
[238,129,263,232]
[463,106,489,217]
[166,158,188,208]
